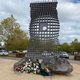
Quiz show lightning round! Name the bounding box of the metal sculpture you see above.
[14,0,73,74]
[26,0,60,60]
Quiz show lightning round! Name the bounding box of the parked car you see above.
[59,52,69,59]
[12,50,19,54]
[22,50,27,54]
[0,50,9,56]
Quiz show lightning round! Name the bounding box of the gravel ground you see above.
[0,58,80,80]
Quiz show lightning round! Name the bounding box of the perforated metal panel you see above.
[27,1,60,59]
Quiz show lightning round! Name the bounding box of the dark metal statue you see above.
[14,0,73,75]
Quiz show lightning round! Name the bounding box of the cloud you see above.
[0,0,80,43]
[0,0,30,31]
[58,0,80,43]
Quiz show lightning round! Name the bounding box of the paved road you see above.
[69,60,80,64]
[0,56,21,60]
[69,55,80,64]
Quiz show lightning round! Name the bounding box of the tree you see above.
[58,43,71,53]
[5,25,29,51]
[0,25,3,36]
[71,39,80,53]
[0,15,18,41]
[0,43,1,46]
[0,15,29,50]
[57,44,62,52]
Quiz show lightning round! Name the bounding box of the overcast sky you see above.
[0,0,80,43]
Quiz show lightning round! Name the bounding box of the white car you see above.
[60,52,69,59]
[0,50,9,55]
